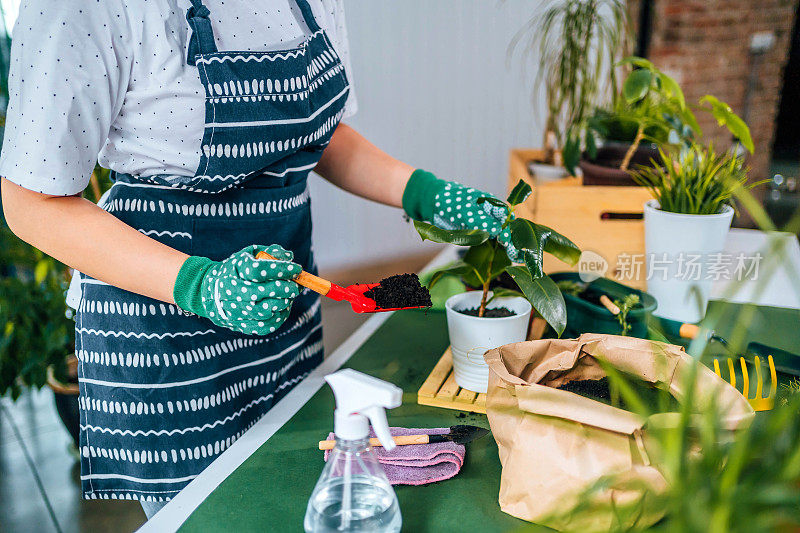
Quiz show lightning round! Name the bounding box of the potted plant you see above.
[415,180,580,392]
[578,57,755,186]
[509,0,629,181]
[0,167,111,451]
[0,223,77,438]
[632,143,760,323]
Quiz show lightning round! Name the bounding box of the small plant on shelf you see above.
[414,180,580,336]
[575,56,755,177]
[510,0,629,169]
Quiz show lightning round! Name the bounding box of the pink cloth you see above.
[324,427,465,486]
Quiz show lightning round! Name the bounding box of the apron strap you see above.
[186,0,219,65]
[293,0,322,34]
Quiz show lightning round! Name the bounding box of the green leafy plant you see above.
[509,0,629,167]
[613,293,639,336]
[414,180,580,336]
[543,359,800,532]
[0,166,112,399]
[631,143,760,215]
[574,57,755,175]
[0,225,72,399]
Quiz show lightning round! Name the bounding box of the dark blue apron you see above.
[75,0,349,502]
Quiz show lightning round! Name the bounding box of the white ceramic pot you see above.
[444,292,532,393]
[644,199,733,323]
[529,162,569,183]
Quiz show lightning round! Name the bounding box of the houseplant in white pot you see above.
[632,143,760,323]
[415,180,580,392]
[509,0,629,180]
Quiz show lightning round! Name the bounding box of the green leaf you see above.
[428,262,480,289]
[623,69,653,104]
[511,218,581,267]
[521,249,545,279]
[506,266,567,337]
[586,129,598,160]
[509,218,544,276]
[510,218,547,278]
[506,179,532,206]
[34,261,49,284]
[537,224,581,265]
[413,220,490,246]
[658,72,685,109]
[699,95,754,153]
[476,196,509,210]
[562,133,581,176]
[463,241,510,284]
[619,56,656,71]
[679,107,701,138]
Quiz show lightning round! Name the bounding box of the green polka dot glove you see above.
[173,244,301,335]
[402,169,520,260]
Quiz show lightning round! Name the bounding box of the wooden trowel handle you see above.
[255,251,332,296]
[679,323,700,339]
[599,295,620,315]
[319,434,430,450]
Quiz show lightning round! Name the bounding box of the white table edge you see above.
[139,245,453,532]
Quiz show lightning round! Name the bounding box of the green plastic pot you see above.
[552,272,657,339]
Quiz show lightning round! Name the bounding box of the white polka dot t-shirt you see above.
[0,0,357,196]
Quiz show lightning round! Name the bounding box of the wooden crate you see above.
[508,149,650,289]
[417,318,547,414]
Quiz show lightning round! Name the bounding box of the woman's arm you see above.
[314,123,415,208]
[1,178,187,304]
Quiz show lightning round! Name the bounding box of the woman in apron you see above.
[0,0,515,519]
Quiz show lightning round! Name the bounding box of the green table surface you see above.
[178,302,800,532]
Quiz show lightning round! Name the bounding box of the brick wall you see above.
[630,0,798,180]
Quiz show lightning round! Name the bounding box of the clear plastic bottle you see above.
[303,438,401,532]
[304,369,402,533]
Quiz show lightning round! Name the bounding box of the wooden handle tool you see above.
[318,425,489,450]
[599,294,620,315]
[318,434,430,451]
[255,251,332,296]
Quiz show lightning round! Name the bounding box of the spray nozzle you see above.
[325,369,402,450]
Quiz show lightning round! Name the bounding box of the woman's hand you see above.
[401,170,519,260]
[173,244,301,335]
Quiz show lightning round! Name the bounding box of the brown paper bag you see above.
[484,333,754,531]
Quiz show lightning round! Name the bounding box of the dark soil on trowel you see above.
[363,273,432,309]
[457,306,516,318]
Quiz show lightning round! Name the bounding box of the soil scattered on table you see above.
[363,273,432,309]
[457,306,516,318]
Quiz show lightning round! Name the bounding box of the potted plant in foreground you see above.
[509,0,628,181]
[632,142,760,323]
[414,180,580,392]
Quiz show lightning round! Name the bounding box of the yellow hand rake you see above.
[713,355,777,411]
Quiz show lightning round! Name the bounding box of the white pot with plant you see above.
[633,143,758,323]
[415,180,581,393]
[509,0,629,180]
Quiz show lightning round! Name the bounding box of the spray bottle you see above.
[303,369,402,533]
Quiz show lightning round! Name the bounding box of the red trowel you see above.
[255,251,429,313]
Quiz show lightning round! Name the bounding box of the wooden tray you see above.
[417,348,488,413]
[417,318,547,414]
